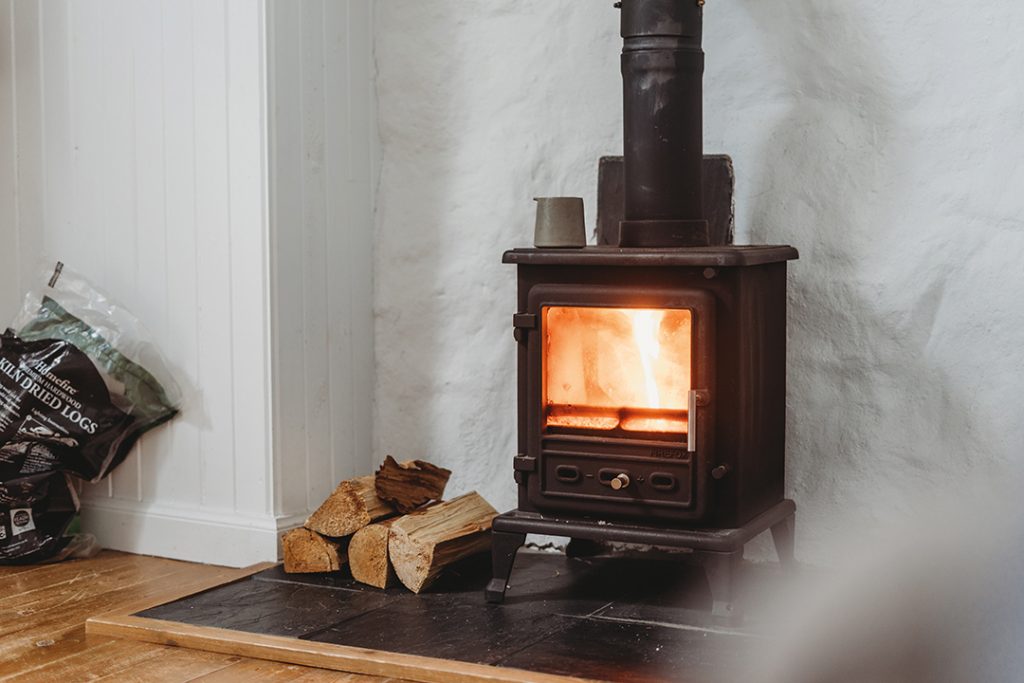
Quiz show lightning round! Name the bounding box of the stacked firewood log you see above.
[280,456,497,593]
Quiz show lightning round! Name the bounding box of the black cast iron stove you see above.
[486,0,799,619]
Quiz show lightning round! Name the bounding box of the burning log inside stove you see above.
[546,405,689,435]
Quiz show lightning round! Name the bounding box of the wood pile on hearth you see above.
[280,456,497,593]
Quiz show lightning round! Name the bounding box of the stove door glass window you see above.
[542,306,692,435]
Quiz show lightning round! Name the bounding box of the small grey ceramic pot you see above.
[534,197,586,248]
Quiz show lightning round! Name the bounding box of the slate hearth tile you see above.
[588,557,716,627]
[252,565,376,592]
[593,561,804,632]
[496,553,637,616]
[255,553,495,599]
[307,600,574,666]
[497,617,754,683]
[140,577,391,638]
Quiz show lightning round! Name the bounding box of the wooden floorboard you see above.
[89,647,239,682]
[0,559,252,670]
[87,615,591,683]
[186,659,398,682]
[0,550,395,683]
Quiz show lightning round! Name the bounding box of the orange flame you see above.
[631,309,663,409]
[543,306,691,434]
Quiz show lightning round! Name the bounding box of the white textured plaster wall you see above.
[374,1,1024,562]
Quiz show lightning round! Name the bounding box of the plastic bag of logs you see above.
[280,456,497,594]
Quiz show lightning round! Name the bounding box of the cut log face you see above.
[349,519,397,589]
[305,475,395,538]
[374,456,452,514]
[281,528,345,574]
[388,492,497,593]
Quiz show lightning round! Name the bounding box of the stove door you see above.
[524,284,715,524]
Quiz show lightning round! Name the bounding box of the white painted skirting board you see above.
[80,500,307,568]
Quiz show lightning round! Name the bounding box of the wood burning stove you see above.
[486,0,799,620]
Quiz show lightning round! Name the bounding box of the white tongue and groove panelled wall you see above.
[0,0,376,566]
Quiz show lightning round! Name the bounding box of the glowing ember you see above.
[543,306,691,433]
[621,415,688,433]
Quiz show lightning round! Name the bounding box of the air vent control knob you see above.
[610,473,631,490]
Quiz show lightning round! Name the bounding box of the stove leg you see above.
[700,550,743,623]
[770,512,797,570]
[485,530,526,604]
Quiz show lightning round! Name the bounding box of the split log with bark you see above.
[388,492,497,593]
[374,456,452,513]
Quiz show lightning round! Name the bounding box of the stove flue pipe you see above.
[618,0,709,248]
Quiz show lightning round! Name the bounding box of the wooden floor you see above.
[0,551,400,682]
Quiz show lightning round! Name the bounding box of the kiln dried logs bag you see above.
[0,332,141,481]
[0,264,181,563]
[0,471,79,564]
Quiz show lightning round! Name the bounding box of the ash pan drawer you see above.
[541,450,694,509]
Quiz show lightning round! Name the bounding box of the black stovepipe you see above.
[619,0,707,247]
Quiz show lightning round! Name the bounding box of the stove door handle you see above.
[687,389,698,453]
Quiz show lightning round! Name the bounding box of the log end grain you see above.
[282,528,346,574]
[349,522,396,589]
[305,475,393,538]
